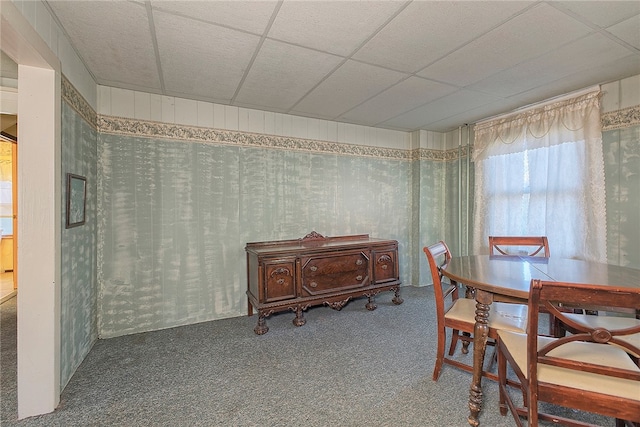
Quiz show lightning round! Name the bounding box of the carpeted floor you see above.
[0,286,612,426]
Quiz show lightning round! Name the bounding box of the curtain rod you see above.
[475,85,601,127]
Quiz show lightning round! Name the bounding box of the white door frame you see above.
[1,1,62,419]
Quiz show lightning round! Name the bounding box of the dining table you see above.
[440,255,640,427]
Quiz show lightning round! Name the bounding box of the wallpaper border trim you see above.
[97,114,431,161]
[602,105,640,131]
[61,75,97,129]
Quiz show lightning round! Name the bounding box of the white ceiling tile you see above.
[381,90,502,130]
[150,0,278,34]
[47,1,640,132]
[468,34,635,98]
[353,1,534,73]
[235,39,344,111]
[339,77,458,125]
[154,10,261,102]
[510,54,640,106]
[291,60,408,119]
[48,1,161,89]
[607,14,640,49]
[555,1,640,27]
[268,1,404,56]
[418,3,593,86]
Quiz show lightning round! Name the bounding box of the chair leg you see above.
[487,345,498,371]
[461,331,471,354]
[448,329,460,355]
[498,346,508,416]
[432,327,446,381]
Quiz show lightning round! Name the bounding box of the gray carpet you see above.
[1,286,612,426]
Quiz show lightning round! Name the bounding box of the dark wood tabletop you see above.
[440,255,640,427]
[442,255,640,299]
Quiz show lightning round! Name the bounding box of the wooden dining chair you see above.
[489,236,549,257]
[424,241,528,381]
[497,279,640,427]
[488,235,564,336]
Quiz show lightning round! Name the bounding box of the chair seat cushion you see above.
[446,298,527,332]
[498,331,640,400]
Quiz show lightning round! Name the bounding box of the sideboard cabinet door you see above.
[373,249,398,284]
[264,260,296,302]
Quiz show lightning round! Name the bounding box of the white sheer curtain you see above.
[472,90,607,262]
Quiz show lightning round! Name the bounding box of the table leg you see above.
[468,289,492,427]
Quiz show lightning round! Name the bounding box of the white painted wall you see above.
[17,63,61,419]
[601,74,640,113]
[97,85,412,150]
[10,0,96,109]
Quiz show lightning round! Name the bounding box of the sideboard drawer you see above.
[264,260,296,302]
[301,251,369,295]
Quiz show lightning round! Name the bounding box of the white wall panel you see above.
[277,114,293,136]
[601,80,620,112]
[161,95,175,123]
[291,115,307,139]
[111,88,134,118]
[247,108,264,134]
[19,0,36,26]
[175,97,198,126]
[96,85,413,147]
[620,74,640,109]
[327,120,338,142]
[224,105,239,130]
[97,86,111,115]
[34,1,50,46]
[213,103,225,129]
[48,19,58,57]
[133,91,151,121]
[196,101,213,128]
[273,112,284,136]
[149,93,162,122]
[237,107,249,132]
[263,111,275,135]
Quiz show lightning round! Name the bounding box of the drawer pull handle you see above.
[381,265,388,270]
[310,266,318,272]
[310,281,318,288]
[356,275,363,281]
[276,278,285,285]
[355,259,363,266]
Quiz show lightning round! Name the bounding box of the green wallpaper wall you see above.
[97,134,414,338]
[60,101,98,389]
[603,124,640,269]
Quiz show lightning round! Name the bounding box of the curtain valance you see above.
[473,91,602,162]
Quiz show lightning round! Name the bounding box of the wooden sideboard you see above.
[245,231,403,334]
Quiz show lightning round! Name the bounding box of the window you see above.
[473,90,606,262]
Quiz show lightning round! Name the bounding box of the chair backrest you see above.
[489,236,549,257]
[423,241,455,319]
[527,279,640,392]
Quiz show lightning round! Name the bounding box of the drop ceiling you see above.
[46,1,640,132]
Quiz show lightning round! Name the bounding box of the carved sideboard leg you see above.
[392,287,403,305]
[254,313,269,335]
[292,306,307,327]
[365,292,378,311]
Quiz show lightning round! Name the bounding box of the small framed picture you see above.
[66,173,86,228]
